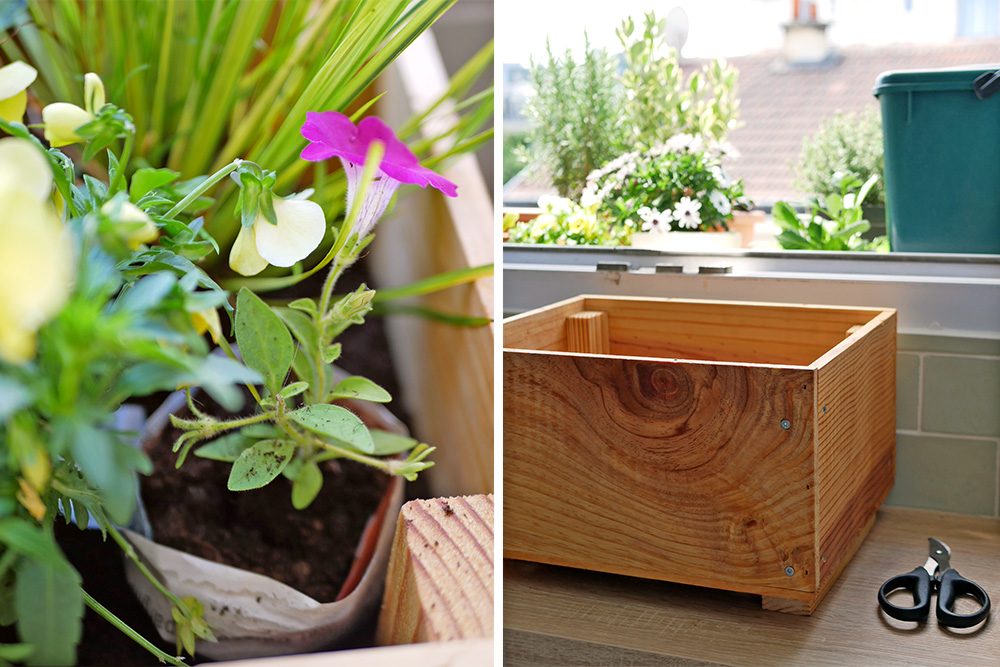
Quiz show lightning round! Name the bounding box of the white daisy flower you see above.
[709,190,732,216]
[673,196,703,229]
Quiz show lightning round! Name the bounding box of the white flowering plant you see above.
[584,133,749,238]
[505,194,632,246]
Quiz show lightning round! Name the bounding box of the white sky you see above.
[497,0,964,64]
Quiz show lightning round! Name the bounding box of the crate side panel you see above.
[815,310,896,591]
[503,350,817,594]
[503,297,585,351]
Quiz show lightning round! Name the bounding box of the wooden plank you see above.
[377,495,494,645]
[504,507,1000,666]
[503,295,584,351]
[222,638,493,667]
[372,31,493,496]
[503,351,817,596]
[814,309,897,593]
[566,311,610,354]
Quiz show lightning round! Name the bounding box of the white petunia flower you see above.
[229,197,326,276]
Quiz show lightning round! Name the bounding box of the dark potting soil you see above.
[142,400,391,603]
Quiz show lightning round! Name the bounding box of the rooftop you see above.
[504,39,1000,208]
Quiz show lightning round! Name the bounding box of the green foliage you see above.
[521,36,622,199]
[235,288,294,398]
[506,195,632,246]
[3,0,493,265]
[617,12,740,149]
[794,106,885,207]
[502,131,529,184]
[587,136,748,234]
[773,174,888,251]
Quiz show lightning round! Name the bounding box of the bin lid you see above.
[873,66,1000,97]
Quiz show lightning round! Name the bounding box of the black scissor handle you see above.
[878,566,932,622]
[937,568,991,628]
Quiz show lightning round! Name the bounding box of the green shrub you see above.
[503,131,529,184]
[794,106,885,206]
[616,12,740,149]
[520,36,622,199]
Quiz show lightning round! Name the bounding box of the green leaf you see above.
[278,381,309,400]
[112,272,177,315]
[288,404,374,453]
[328,376,391,403]
[291,462,322,509]
[321,343,342,365]
[239,172,261,228]
[259,190,277,226]
[370,430,422,456]
[0,643,34,662]
[194,432,254,462]
[69,427,138,525]
[242,423,280,439]
[287,298,317,315]
[130,167,180,202]
[0,378,31,421]
[15,558,83,667]
[0,520,62,566]
[227,440,295,491]
[235,287,294,397]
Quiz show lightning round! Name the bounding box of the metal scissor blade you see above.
[928,537,951,572]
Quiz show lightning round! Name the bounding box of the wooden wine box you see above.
[503,295,897,615]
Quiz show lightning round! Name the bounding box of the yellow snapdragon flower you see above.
[0,61,38,123]
[42,72,106,147]
[0,138,73,364]
[101,200,159,249]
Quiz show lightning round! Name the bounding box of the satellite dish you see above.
[664,6,689,53]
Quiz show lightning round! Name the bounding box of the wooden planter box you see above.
[503,295,896,615]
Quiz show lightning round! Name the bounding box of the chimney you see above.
[781,0,834,65]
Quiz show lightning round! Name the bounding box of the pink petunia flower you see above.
[300,111,457,239]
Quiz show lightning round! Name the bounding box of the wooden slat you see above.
[504,507,1000,666]
[222,638,493,667]
[503,351,818,597]
[372,31,493,496]
[377,495,494,645]
[814,309,897,595]
[503,295,584,351]
[566,311,610,354]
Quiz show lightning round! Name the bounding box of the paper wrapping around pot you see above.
[123,475,403,660]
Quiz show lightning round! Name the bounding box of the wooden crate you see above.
[503,295,896,615]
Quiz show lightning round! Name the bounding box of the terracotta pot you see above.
[123,388,404,660]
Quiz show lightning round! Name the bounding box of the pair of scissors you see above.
[877,537,991,628]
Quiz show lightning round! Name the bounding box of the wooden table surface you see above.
[504,506,1000,666]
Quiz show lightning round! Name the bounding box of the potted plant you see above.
[0,54,478,666]
[586,133,752,250]
[772,174,888,252]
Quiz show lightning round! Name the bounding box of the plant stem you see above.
[105,522,189,613]
[108,122,134,195]
[0,548,18,581]
[163,159,245,219]
[82,591,186,667]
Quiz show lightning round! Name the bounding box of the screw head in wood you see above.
[785,566,795,576]
[780,419,791,430]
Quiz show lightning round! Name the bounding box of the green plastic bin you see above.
[874,67,1000,254]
